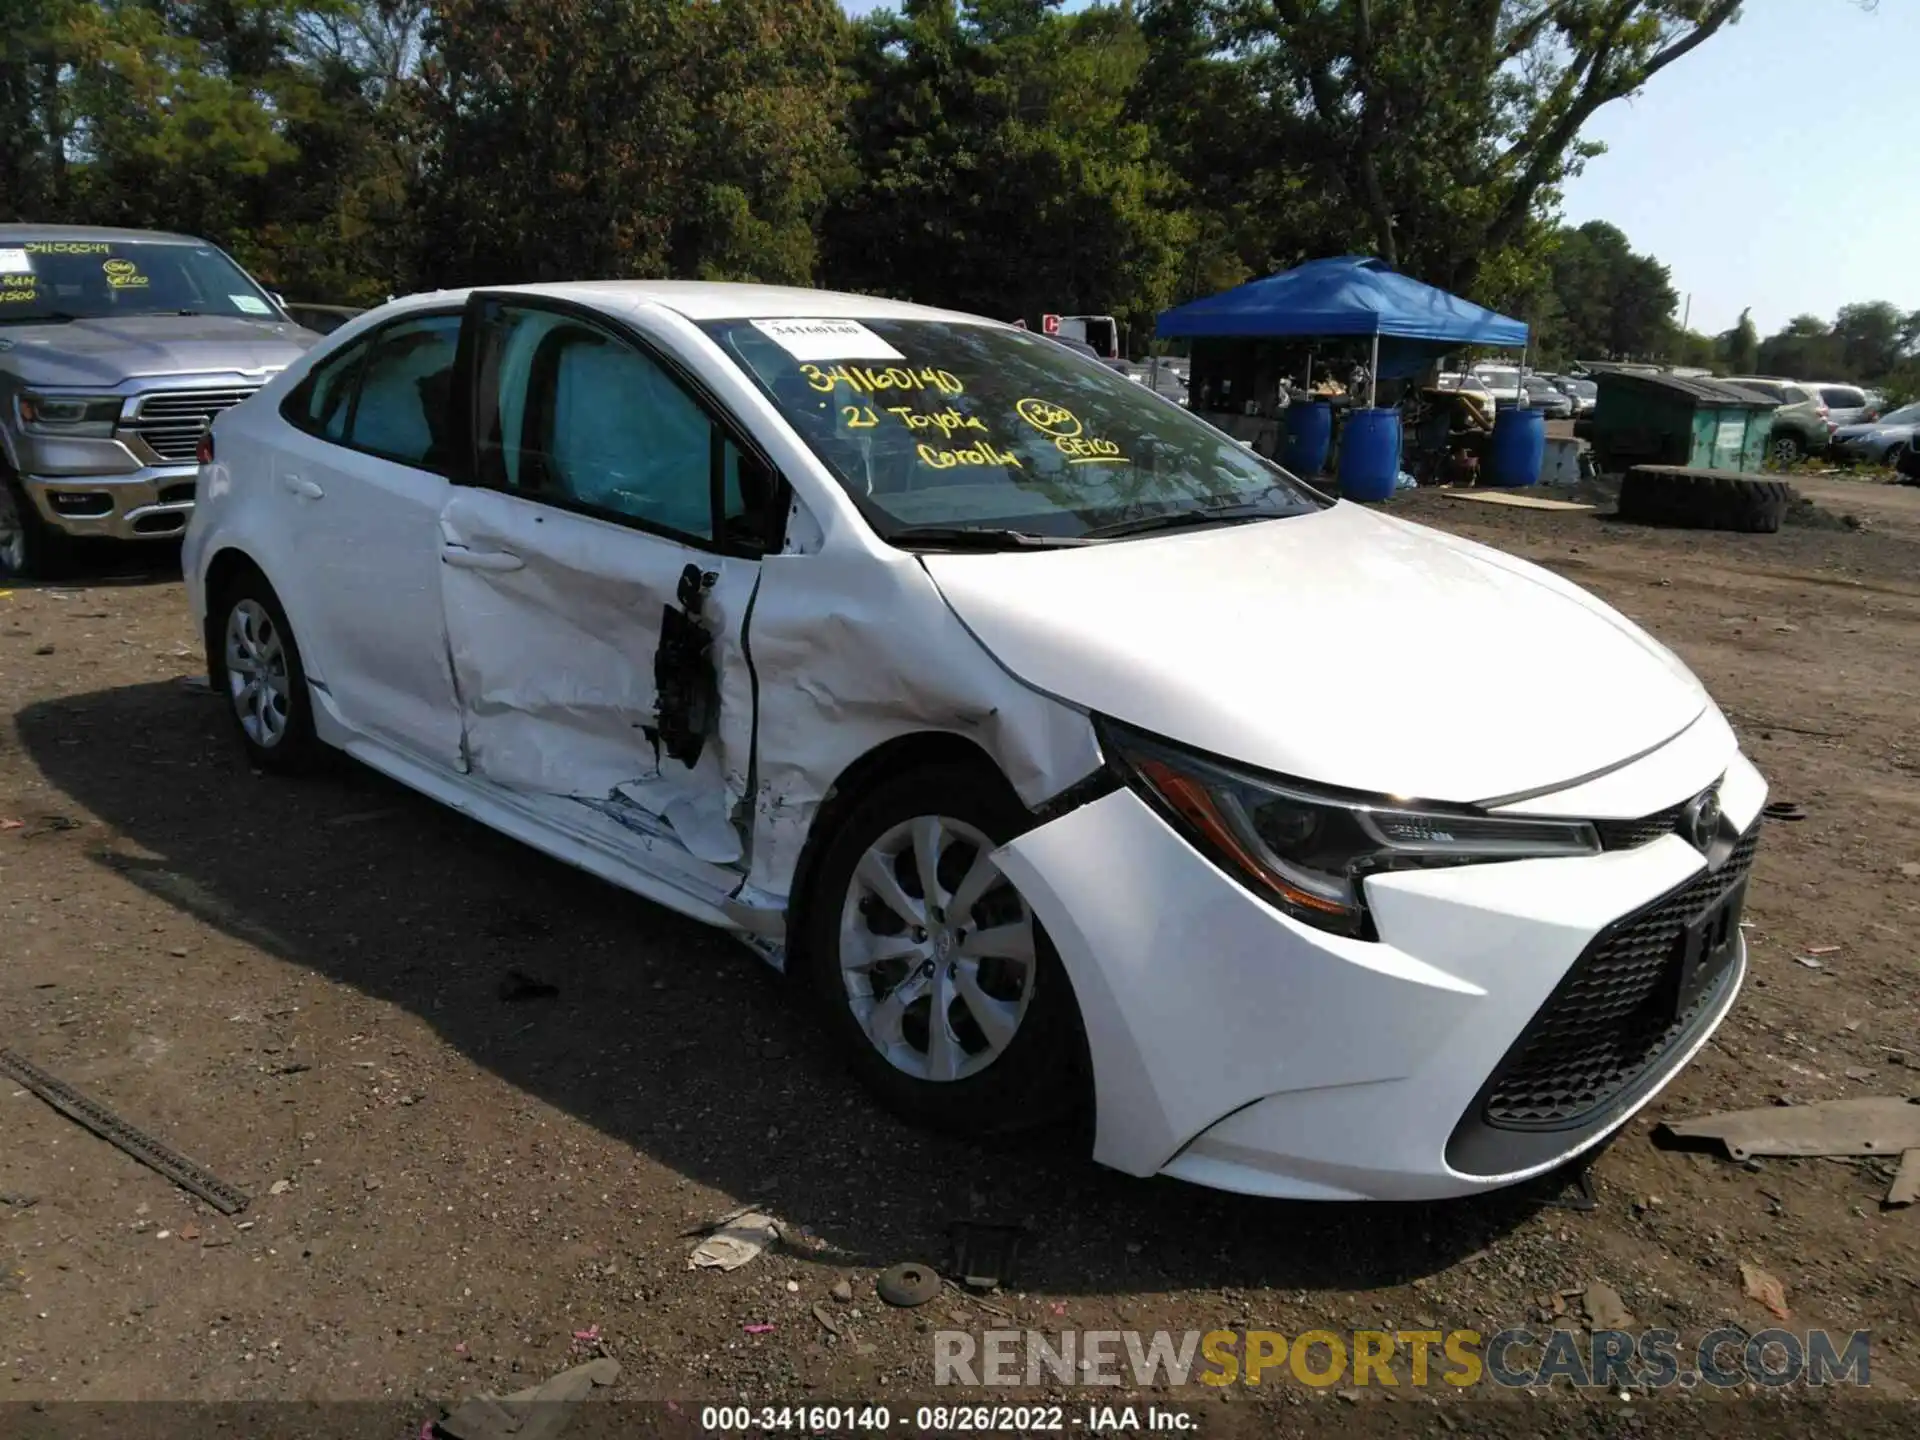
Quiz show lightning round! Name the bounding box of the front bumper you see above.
[994,728,1766,1201]
[19,465,197,541]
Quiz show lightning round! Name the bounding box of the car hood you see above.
[0,314,317,388]
[1835,422,1914,441]
[921,503,1711,805]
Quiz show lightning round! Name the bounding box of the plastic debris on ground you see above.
[435,1355,620,1440]
[687,1207,781,1272]
[1740,1262,1791,1321]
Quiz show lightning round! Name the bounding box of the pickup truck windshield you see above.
[0,238,281,323]
[701,317,1327,541]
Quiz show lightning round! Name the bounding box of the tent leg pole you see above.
[1368,334,1379,408]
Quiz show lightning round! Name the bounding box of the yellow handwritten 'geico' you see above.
[916,441,1022,470]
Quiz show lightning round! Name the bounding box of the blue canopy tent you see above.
[1155,255,1528,402]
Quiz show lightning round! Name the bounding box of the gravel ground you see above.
[2,478,1918,1432]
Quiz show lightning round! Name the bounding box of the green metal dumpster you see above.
[1589,370,1775,474]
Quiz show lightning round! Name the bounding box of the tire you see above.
[1768,432,1804,467]
[1617,465,1793,534]
[1883,442,1908,474]
[799,763,1088,1140]
[206,566,324,773]
[0,468,74,581]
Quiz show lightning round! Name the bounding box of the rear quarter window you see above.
[1820,387,1866,408]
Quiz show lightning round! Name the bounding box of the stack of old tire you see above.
[1616,465,1794,534]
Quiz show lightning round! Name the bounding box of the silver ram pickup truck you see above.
[1,225,319,579]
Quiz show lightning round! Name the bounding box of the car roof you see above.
[369,280,996,328]
[0,223,209,244]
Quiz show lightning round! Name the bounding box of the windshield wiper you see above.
[885,525,1099,551]
[1082,504,1290,539]
[0,310,81,325]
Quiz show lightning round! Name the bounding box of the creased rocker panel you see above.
[187,283,1760,1201]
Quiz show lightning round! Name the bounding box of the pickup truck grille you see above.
[121,387,258,462]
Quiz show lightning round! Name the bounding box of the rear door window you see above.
[346,313,462,470]
[1821,386,1866,409]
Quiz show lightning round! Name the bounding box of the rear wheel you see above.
[208,568,323,773]
[0,470,73,581]
[1768,432,1805,466]
[800,764,1087,1139]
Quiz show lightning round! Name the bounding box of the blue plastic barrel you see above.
[1337,408,1402,502]
[1283,401,1332,476]
[1489,406,1547,488]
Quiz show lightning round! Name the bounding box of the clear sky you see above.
[840,2,1920,338]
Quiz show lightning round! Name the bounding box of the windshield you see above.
[701,317,1328,541]
[0,237,281,323]
[1567,379,1597,397]
[1879,402,1920,426]
[1476,368,1520,388]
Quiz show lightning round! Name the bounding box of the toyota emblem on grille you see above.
[1681,788,1723,853]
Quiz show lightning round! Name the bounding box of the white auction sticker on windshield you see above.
[0,249,33,275]
[751,318,904,362]
[231,294,271,315]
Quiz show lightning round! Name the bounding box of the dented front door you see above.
[436,296,765,868]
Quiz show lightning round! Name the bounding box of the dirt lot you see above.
[3,476,1919,1429]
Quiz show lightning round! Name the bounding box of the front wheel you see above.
[208,569,323,773]
[0,471,73,581]
[1769,432,1805,466]
[800,765,1087,1139]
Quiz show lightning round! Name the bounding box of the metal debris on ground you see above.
[1887,1150,1920,1209]
[876,1261,942,1308]
[1659,1095,1920,1162]
[687,1208,780,1272]
[1794,955,1825,969]
[949,1220,1025,1291]
[811,1303,841,1337]
[1761,801,1806,823]
[1740,1262,1791,1320]
[0,1191,38,1209]
[435,1355,619,1440]
[497,969,560,1002]
[0,1047,248,1215]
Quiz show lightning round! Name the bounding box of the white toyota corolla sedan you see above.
[184,282,1766,1201]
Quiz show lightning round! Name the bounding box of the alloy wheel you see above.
[0,484,25,576]
[837,814,1036,1083]
[225,598,292,748]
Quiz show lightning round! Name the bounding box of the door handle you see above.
[281,474,324,500]
[441,545,524,573]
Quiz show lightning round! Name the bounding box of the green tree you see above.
[1136,0,1743,295]
[1542,220,1677,362]
[1719,307,1758,374]
[416,0,846,288]
[823,0,1192,333]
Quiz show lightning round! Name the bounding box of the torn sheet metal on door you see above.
[738,548,1104,903]
[438,489,758,866]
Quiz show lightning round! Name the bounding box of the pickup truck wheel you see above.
[0,470,73,581]
[208,569,323,774]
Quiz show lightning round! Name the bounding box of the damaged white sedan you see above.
[185,282,1767,1201]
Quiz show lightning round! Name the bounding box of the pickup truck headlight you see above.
[1102,719,1600,937]
[16,393,124,438]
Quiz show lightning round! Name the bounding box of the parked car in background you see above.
[1468,364,1524,407]
[186,279,1768,1201]
[1719,377,1830,464]
[1549,375,1598,417]
[1,223,318,578]
[1521,376,1574,419]
[1805,382,1877,428]
[1829,400,1920,469]
[281,302,364,336]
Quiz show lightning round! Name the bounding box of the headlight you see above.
[1102,720,1599,937]
[16,392,124,438]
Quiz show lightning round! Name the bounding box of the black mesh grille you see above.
[1594,800,1689,850]
[1481,825,1759,1130]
